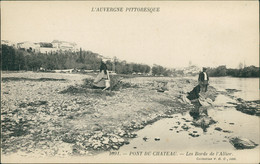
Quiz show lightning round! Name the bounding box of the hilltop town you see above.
[2,39,203,76]
[2,40,78,54]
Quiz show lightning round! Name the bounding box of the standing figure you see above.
[99,59,108,74]
[93,59,110,90]
[198,67,209,92]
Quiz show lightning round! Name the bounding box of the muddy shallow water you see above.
[119,100,259,152]
[94,77,260,163]
[92,97,259,163]
[118,77,259,152]
[91,99,259,163]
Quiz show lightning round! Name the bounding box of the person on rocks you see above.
[93,59,110,90]
[187,85,200,100]
[198,67,209,92]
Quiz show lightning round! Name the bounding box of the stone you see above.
[139,125,145,129]
[235,102,258,115]
[110,137,118,143]
[229,137,258,149]
[143,137,148,141]
[181,125,190,130]
[49,107,55,113]
[112,145,119,150]
[189,133,200,137]
[102,137,109,144]
[96,132,103,138]
[192,116,216,132]
[256,110,260,116]
[118,131,125,137]
[117,138,124,143]
[129,133,137,138]
[93,144,100,149]
[223,130,232,133]
[91,140,102,148]
[93,113,101,118]
[154,137,160,141]
[215,127,222,131]
[91,125,102,131]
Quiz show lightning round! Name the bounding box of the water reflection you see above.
[188,100,214,132]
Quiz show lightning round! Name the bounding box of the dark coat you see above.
[198,71,209,82]
[100,62,107,74]
[187,85,201,100]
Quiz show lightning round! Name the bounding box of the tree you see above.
[15,50,25,70]
[2,45,15,70]
[152,65,165,76]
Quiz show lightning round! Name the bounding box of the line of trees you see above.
[2,45,258,77]
[2,45,158,75]
[152,64,173,76]
[105,59,151,74]
[1,45,101,71]
[207,65,259,78]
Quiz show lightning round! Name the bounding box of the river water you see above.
[210,77,259,101]
[92,77,259,163]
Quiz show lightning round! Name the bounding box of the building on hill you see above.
[7,40,79,53]
[17,41,39,52]
[51,40,78,52]
[2,40,16,47]
[183,65,201,76]
[39,42,53,48]
[38,42,55,54]
[17,41,55,53]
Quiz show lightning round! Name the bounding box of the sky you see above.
[1,1,259,68]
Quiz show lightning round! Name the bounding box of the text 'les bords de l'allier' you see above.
[91,7,160,13]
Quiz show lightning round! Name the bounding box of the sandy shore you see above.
[0,71,223,158]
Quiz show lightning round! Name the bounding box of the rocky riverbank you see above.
[1,72,258,158]
[220,88,260,116]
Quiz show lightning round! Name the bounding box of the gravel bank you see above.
[1,72,217,157]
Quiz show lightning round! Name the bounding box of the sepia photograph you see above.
[1,1,259,163]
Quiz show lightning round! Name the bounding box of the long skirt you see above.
[93,71,107,88]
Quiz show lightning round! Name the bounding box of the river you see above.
[92,77,259,163]
[210,77,259,101]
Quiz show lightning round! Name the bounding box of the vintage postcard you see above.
[1,1,259,163]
